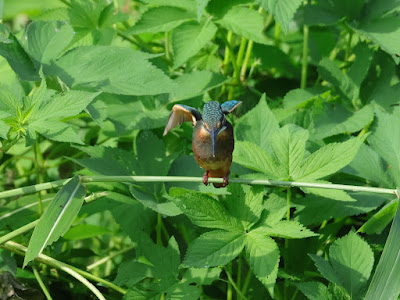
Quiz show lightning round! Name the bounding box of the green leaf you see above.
[347,43,374,89]
[182,230,245,267]
[295,281,332,300]
[195,0,210,21]
[0,88,21,115]
[329,231,374,297]
[24,21,74,68]
[233,141,282,178]
[256,220,318,239]
[235,94,279,153]
[309,254,342,286]
[344,144,393,188]
[216,6,268,43]
[170,70,227,102]
[313,105,374,140]
[258,0,303,33]
[270,124,309,180]
[0,24,38,81]
[295,192,388,226]
[301,181,357,202]
[357,14,400,57]
[358,200,398,235]
[172,20,217,68]
[63,224,111,240]
[0,0,4,20]
[129,7,195,34]
[181,267,221,285]
[55,46,174,95]
[169,187,243,231]
[141,0,196,11]
[297,135,367,181]
[245,230,280,297]
[115,260,154,287]
[225,184,264,230]
[28,119,84,145]
[303,4,340,26]
[24,175,85,267]
[365,202,400,300]
[261,193,287,225]
[368,108,400,186]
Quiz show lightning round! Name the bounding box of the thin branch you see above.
[0,176,396,200]
[33,266,53,300]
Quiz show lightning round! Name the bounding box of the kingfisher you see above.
[163,100,242,188]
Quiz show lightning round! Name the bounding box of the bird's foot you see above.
[222,171,230,187]
[203,171,209,186]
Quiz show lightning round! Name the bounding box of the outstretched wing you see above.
[221,100,242,114]
[163,104,202,136]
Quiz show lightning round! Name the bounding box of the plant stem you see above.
[33,266,53,300]
[165,31,170,61]
[237,254,242,300]
[0,176,396,200]
[241,269,252,296]
[286,187,291,221]
[345,30,353,64]
[0,220,39,245]
[86,245,135,271]
[2,241,126,295]
[274,22,281,44]
[34,140,44,215]
[223,31,233,75]
[225,268,249,300]
[157,213,163,246]
[236,37,248,68]
[300,16,309,89]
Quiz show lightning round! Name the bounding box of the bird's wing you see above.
[221,100,242,114]
[163,104,202,136]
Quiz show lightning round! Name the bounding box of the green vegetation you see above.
[0,0,400,299]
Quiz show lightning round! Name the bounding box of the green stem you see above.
[221,32,239,79]
[237,254,242,300]
[87,245,134,271]
[223,31,233,74]
[241,269,252,296]
[165,31,170,61]
[2,241,126,295]
[0,220,39,245]
[300,19,309,89]
[345,30,353,64]
[34,140,44,215]
[157,213,163,246]
[274,22,281,44]
[225,268,249,300]
[33,266,53,300]
[236,37,248,68]
[286,187,292,221]
[0,176,396,200]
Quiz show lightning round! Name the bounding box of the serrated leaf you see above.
[24,176,85,266]
[114,260,154,287]
[245,230,280,297]
[0,88,21,115]
[217,6,268,43]
[129,7,195,34]
[28,119,84,145]
[368,108,400,186]
[298,135,367,181]
[313,104,374,140]
[329,231,374,298]
[365,202,400,300]
[225,184,264,230]
[233,141,282,178]
[309,254,342,286]
[270,124,308,180]
[301,180,357,202]
[0,24,38,81]
[182,230,245,267]
[181,267,221,285]
[296,281,332,300]
[256,220,318,239]
[235,94,279,153]
[55,46,174,95]
[169,187,243,231]
[172,20,217,68]
[261,193,287,225]
[359,200,398,235]
[24,21,74,68]
[258,0,303,33]
[294,192,389,226]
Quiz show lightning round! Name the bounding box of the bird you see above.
[163,100,242,188]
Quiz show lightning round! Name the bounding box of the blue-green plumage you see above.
[163,100,242,187]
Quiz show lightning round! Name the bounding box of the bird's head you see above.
[202,101,227,157]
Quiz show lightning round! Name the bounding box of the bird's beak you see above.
[211,128,217,157]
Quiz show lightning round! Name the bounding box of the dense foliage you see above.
[0,0,400,299]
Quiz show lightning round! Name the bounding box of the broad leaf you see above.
[195,0,210,21]
[258,0,303,33]
[245,230,280,297]
[181,267,221,285]
[309,254,342,286]
[28,119,84,145]
[358,200,398,235]
[172,20,217,68]
[256,220,318,239]
[296,281,332,300]
[182,230,245,267]
[24,176,85,266]
[55,46,174,95]
[298,135,367,181]
[169,187,243,231]
[216,6,268,43]
[235,94,279,153]
[129,7,195,34]
[63,224,111,240]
